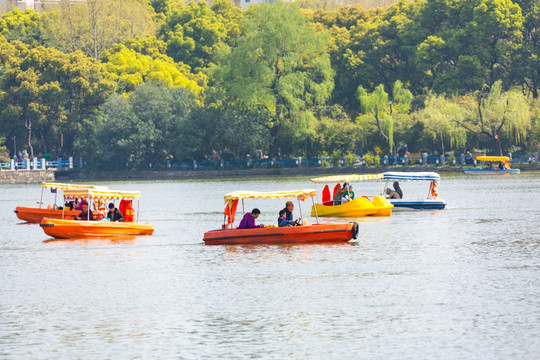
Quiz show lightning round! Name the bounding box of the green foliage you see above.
[78,82,199,169]
[331,149,342,167]
[362,152,380,166]
[213,1,334,157]
[0,9,44,47]
[356,80,412,154]
[100,40,204,96]
[416,92,468,154]
[0,137,9,162]
[160,0,240,71]
[346,152,356,166]
[0,38,115,158]
[41,0,157,59]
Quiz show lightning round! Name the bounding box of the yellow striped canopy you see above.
[63,189,141,200]
[476,156,509,162]
[224,189,317,202]
[311,174,383,183]
[42,182,108,191]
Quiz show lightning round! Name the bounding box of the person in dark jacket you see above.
[107,203,125,222]
[73,202,93,220]
[393,181,403,199]
[278,209,295,227]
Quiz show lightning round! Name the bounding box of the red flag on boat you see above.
[224,199,238,225]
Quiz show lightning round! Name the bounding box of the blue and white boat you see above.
[381,172,447,210]
[463,156,520,175]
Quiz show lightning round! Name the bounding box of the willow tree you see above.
[41,0,157,59]
[355,80,412,155]
[212,2,334,158]
[416,92,468,155]
[455,80,530,155]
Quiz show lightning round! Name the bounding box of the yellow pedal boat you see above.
[310,174,393,217]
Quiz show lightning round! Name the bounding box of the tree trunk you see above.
[440,130,445,155]
[269,124,280,158]
[27,121,34,159]
[494,134,503,156]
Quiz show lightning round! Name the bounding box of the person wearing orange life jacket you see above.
[429,181,439,199]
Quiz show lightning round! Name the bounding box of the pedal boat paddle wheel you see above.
[14,182,108,223]
[309,174,393,218]
[39,188,154,239]
[463,156,520,175]
[203,189,359,245]
[381,171,447,210]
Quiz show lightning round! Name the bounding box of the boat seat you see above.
[322,185,331,206]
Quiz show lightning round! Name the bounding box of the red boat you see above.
[203,189,359,245]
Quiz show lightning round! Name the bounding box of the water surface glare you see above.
[1,173,540,359]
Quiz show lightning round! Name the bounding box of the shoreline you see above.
[56,164,540,181]
[2,164,539,184]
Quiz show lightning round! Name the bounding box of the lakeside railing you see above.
[168,152,539,170]
[1,153,538,171]
[0,157,82,171]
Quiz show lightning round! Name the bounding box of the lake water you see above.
[1,172,540,359]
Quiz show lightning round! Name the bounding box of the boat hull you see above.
[463,168,520,175]
[310,195,392,217]
[391,199,447,210]
[203,222,358,245]
[15,206,79,223]
[40,218,154,239]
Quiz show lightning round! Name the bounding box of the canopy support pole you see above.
[311,197,319,224]
[39,186,44,208]
[296,196,303,223]
[229,201,233,229]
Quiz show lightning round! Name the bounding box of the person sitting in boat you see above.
[96,210,109,222]
[278,209,295,227]
[334,187,345,205]
[486,161,493,169]
[385,188,399,199]
[238,208,265,229]
[343,183,355,201]
[498,161,504,169]
[73,197,84,211]
[72,202,94,220]
[281,201,300,225]
[393,181,403,199]
[107,203,125,222]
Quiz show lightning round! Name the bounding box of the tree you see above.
[78,82,199,169]
[416,92,468,154]
[0,8,44,47]
[512,0,540,98]
[355,80,412,155]
[416,0,524,94]
[160,0,239,71]
[452,81,530,155]
[212,2,334,158]
[0,38,115,158]
[41,0,157,59]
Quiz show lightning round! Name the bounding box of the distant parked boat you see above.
[463,156,520,175]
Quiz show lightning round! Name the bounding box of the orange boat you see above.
[203,189,359,245]
[39,188,154,239]
[14,182,107,223]
[40,218,154,239]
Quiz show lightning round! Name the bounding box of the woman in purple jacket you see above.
[238,208,265,229]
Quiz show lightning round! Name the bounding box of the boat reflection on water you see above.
[43,235,137,244]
